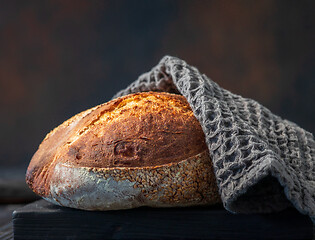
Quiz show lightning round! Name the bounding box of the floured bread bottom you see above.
[44,150,221,210]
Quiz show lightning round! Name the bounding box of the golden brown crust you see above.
[26,92,208,198]
[46,150,220,210]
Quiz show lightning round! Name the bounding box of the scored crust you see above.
[46,150,220,210]
[26,92,221,209]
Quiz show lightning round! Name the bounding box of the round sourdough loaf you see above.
[26,92,221,210]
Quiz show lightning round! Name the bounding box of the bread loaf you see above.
[26,92,221,210]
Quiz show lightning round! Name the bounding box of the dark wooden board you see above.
[13,199,313,240]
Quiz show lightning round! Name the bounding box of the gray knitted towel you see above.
[113,56,315,223]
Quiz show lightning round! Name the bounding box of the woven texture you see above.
[113,56,315,222]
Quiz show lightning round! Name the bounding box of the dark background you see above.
[0,0,314,169]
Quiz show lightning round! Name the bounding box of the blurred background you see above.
[0,1,314,178]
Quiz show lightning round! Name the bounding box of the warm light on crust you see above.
[26,92,221,210]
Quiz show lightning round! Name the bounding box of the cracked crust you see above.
[26,92,220,209]
[46,150,220,210]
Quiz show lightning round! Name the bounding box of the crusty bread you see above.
[26,92,220,210]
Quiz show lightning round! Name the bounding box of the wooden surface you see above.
[0,204,22,240]
[0,167,39,240]
[12,199,314,240]
[0,222,13,240]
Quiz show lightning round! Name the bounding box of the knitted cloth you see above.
[113,56,315,222]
